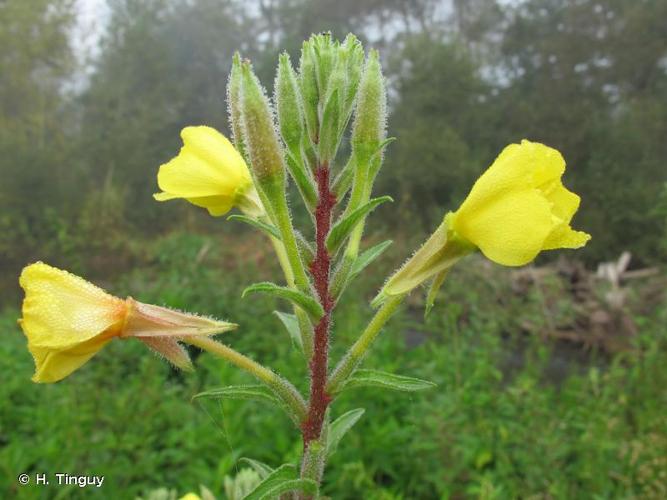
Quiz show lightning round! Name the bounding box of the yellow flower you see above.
[154,126,263,217]
[178,494,201,500]
[448,139,590,266]
[19,262,236,383]
[377,140,589,305]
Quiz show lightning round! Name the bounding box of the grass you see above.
[1,231,666,499]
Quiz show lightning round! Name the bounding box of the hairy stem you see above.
[301,163,336,448]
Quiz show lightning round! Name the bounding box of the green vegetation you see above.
[2,233,666,498]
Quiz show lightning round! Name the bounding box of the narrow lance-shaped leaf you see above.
[193,385,279,405]
[327,196,393,254]
[338,369,437,393]
[243,464,318,500]
[285,152,317,211]
[227,215,281,240]
[272,311,303,351]
[326,408,365,457]
[349,240,393,281]
[239,458,274,480]
[243,282,323,322]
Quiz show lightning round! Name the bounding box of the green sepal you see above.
[227,215,281,240]
[239,458,274,480]
[192,385,279,405]
[338,369,437,393]
[350,240,393,282]
[243,282,323,322]
[327,196,393,254]
[286,151,317,211]
[326,408,365,457]
[272,311,303,352]
[425,269,449,318]
[243,464,318,500]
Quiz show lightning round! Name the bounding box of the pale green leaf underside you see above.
[326,196,393,253]
[341,369,437,392]
[243,463,318,500]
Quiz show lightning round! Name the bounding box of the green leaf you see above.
[327,196,393,253]
[273,311,303,351]
[350,240,393,281]
[243,464,318,500]
[326,408,365,457]
[340,369,437,393]
[243,282,323,322]
[228,215,281,240]
[286,151,317,211]
[193,385,279,405]
[239,458,274,480]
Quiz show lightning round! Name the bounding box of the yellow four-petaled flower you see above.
[154,126,263,217]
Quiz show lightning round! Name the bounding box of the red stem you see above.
[301,163,336,447]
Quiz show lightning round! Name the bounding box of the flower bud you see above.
[275,52,305,153]
[227,52,248,162]
[299,41,320,143]
[239,61,286,183]
[351,50,387,165]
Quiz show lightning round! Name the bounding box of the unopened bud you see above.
[351,50,387,164]
[275,52,304,153]
[240,61,286,182]
[299,41,320,143]
[227,53,247,161]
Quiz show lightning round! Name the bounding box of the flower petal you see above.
[455,188,555,266]
[28,337,112,383]
[19,262,126,349]
[181,125,249,177]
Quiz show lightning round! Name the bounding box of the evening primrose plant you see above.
[17,33,589,498]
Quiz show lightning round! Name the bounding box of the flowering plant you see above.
[17,33,588,498]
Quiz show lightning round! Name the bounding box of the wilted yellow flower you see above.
[19,262,236,383]
[448,140,590,266]
[378,140,590,303]
[154,126,263,217]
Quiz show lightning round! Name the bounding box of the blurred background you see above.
[1,0,666,498]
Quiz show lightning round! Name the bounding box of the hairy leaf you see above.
[243,282,323,321]
[227,215,281,240]
[326,408,365,457]
[341,369,437,392]
[350,240,393,281]
[193,385,279,405]
[273,310,303,351]
[239,458,274,480]
[243,464,318,500]
[327,196,393,253]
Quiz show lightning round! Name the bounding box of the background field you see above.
[1,0,666,498]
